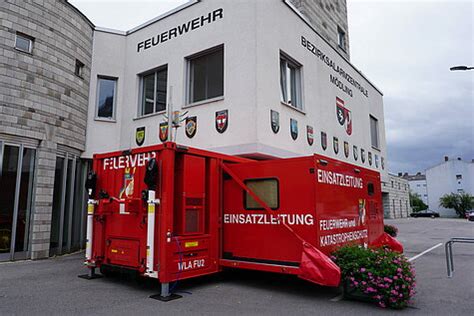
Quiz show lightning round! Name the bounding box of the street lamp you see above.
[450,65,474,71]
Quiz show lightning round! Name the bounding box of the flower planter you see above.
[342,279,377,303]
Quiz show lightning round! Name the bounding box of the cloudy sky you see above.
[70,0,473,174]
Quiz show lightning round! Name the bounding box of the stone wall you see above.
[382,174,411,219]
[288,0,350,60]
[0,0,93,259]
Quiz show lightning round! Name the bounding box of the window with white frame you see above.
[280,52,302,110]
[370,115,380,149]
[140,66,167,116]
[15,32,33,53]
[96,77,117,119]
[187,45,224,104]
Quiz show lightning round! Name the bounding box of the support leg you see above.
[149,282,182,301]
[78,267,103,280]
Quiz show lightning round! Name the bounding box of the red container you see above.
[85,142,386,288]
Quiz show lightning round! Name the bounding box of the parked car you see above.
[467,211,474,222]
[410,210,440,218]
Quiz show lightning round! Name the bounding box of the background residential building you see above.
[426,156,474,217]
[382,174,410,219]
[401,172,428,205]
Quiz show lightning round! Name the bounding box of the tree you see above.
[439,193,474,218]
[409,192,428,212]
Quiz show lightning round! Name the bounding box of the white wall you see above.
[254,0,387,181]
[426,159,473,217]
[83,0,387,181]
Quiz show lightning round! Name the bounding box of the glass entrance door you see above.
[0,142,36,261]
[49,154,87,256]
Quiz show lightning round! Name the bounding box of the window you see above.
[140,66,168,116]
[75,59,84,78]
[370,115,380,149]
[15,33,33,53]
[280,53,303,110]
[244,178,279,210]
[368,183,375,196]
[187,46,224,104]
[456,174,462,180]
[337,26,346,51]
[96,77,117,119]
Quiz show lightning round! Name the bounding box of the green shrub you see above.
[332,245,416,309]
[384,224,398,237]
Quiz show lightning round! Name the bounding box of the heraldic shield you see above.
[368,152,373,166]
[361,148,366,163]
[344,141,349,158]
[321,131,327,150]
[159,122,168,142]
[271,110,280,134]
[333,137,339,154]
[307,125,314,146]
[215,110,228,133]
[185,116,197,138]
[375,154,379,168]
[136,126,145,146]
[290,118,298,140]
[336,97,352,135]
[353,145,358,161]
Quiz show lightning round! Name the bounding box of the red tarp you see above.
[298,242,341,287]
[372,232,404,253]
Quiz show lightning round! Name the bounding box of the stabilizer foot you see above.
[149,293,182,301]
[78,268,103,280]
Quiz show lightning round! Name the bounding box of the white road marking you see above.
[408,243,443,262]
[330,294,344,302]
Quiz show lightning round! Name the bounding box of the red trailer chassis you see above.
[81,142,398,300]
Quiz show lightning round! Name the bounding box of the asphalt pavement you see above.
[0,218,472,315]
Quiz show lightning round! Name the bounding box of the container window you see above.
[368,182,375,196]
[244,178,279,210]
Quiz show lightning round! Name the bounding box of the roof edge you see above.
[64,0,95,29]
[95,27,127,36]
[126,0,200,35]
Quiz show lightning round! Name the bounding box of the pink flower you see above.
[360,268,366,272]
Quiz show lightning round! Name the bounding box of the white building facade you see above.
[84,0,388,185]
[426,157,474,217]
[401,172,428,205]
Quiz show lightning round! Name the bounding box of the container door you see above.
[171,154,213,279]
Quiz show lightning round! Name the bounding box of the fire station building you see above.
[84,0,387,176]
[1,0,395,261]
